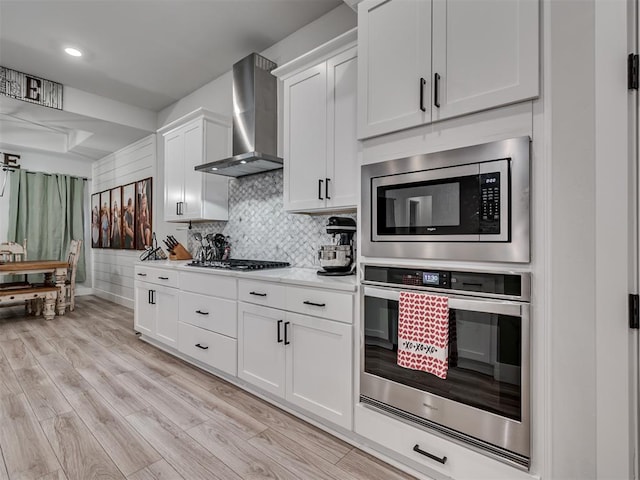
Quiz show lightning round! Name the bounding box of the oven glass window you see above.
[364,296,522,421]
[376,174,480,235]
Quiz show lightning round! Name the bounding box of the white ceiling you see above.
[0,0,345,160]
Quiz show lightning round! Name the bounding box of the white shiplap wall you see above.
[91,134,156,307]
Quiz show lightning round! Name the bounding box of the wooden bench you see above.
[0,285,58,320]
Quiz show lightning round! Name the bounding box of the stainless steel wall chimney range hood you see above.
[195,53,283,177]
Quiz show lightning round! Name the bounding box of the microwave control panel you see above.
[479,172,501,234]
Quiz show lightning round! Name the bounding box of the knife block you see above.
[169,243,192,261]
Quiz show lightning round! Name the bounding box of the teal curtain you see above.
[7,170,86,282]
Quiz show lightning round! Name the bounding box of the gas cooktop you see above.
[186,259,290,271]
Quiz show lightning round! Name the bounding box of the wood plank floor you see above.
[0,296,417,480]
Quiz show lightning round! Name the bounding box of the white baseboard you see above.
[92,289,134,309]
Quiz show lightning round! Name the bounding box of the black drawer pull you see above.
[195,343,209,350]
[284,321,290,345]
[277,319,283,343]
[249,291,267,297]
[325,178,331,199]
[413,445,447,464]
[195,310,209,315]
[303,300,326,307]
[158,276,169,280]
[318,179,324,200]
[434,72,441,108]
[137,273,147,277]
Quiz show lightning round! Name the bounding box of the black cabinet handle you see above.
[318,179,324,200]
[303,300,326,307]
[149,290,155,305]
[176,202,180,215]
[148,290,152,304]
[137,273,147,277]
[419,77,426,112]
[249,291,267,297]
[195,310,209,315]
[434,73,441,108]
[158,276,169,280]
[284,321,290,345]
[277,319,283,343]
[413,445,447,464]
[195,343,209,350]
[325,178,331,200]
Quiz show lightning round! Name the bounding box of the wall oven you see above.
[361,136,530,263]
[361,264,531,469]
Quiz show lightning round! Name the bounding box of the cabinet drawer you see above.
[179,291,236,338]
[134,266,178,288]
[238,280,286,309]
[179,271,237,299]
[285,286,353,323]
[178,322,237,376]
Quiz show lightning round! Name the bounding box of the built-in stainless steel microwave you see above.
[361,137,530,263]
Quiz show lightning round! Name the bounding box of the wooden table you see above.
[0,260,69,316]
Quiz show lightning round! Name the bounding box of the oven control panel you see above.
[363,265,525,297]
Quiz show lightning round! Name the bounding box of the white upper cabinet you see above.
[160,109,230,222]
[358,0,431,139]
[275,29,359,213]
[358,0,539,139]
[431,0,539,122]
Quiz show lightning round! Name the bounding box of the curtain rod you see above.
[21,170,88,181]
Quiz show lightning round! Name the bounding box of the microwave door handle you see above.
[363,286,523,317]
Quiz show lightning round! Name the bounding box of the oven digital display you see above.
[423,272,440,285]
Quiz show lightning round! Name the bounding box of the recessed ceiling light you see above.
[64,47,82,57]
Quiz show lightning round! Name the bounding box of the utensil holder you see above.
[169,243,192,260]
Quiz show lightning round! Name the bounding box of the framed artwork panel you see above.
[110,186,123,249]
[136,178,152,249]
[122,183,136,250]
[99,190,111,248]
[91,193,100,248]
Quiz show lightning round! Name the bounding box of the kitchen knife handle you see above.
[434,73,441,108]
[284,321,290,345]
[318,179,324,200]
[419,77,426,112]
[277,320,283,343]
[325,178,331,200]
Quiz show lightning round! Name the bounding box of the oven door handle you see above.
[363,286,524,317]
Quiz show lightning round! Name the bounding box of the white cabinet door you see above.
[134,283,155,336]
[285,312,353,429]
[357,0,431,139]
[326,46,359,210]
[154,284,179,349]
[164,129,185,222]
[181,121,205,220]
[431,0,538,122]
[283,63,328,212]
[237,303,286,398]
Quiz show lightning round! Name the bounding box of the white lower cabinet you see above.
[238,286,353,430]
[134,267,179,348]
[178,321,236,376]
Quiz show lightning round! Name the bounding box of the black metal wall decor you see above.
[0,66,63,110]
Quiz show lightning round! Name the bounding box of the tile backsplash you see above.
[187,170,355,268]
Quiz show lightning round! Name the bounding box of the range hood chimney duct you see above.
[195,53,283,177]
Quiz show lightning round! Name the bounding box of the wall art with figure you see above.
[110,186,123,249]
[136,178,152,250]
[91,193,100,248]
[99,190,111,248]
[122,183,136,250]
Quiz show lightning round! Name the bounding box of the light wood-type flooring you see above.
[0,295,417,480]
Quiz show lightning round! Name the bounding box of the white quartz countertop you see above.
[135,260,358,292]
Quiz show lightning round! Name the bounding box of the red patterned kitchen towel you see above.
[397,291,449,379]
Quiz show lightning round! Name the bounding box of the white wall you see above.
[91,135,156,308]
[0,145,93,293]
[154,4,357,249]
